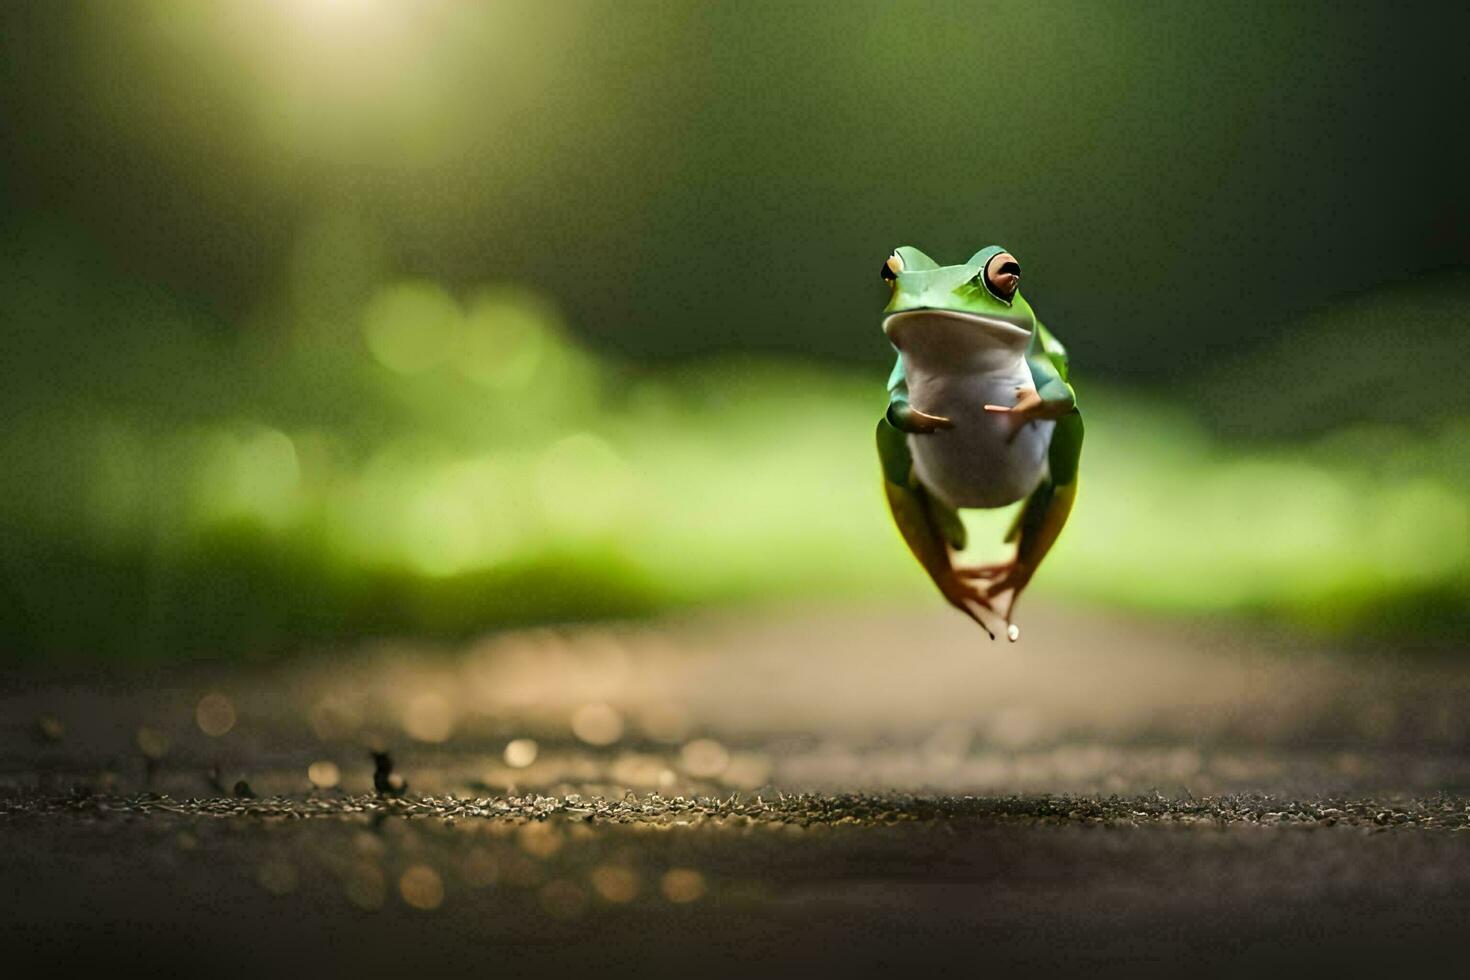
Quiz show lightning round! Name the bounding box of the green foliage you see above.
[1,251,1465,659]
[0,0,1464,658]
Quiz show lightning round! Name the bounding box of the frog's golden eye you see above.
[881,251,904,283]
[983,251,1021,302]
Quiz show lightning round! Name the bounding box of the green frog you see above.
[876,245,1083,641]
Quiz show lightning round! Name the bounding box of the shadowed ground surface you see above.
[2,605,1468,976]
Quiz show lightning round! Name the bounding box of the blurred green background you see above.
[1,0,1466,659]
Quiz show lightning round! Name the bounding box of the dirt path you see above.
[2,604,1467,975]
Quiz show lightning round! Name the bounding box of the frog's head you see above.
[880,244,1036,347]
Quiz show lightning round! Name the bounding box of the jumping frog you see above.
[876,245,1083,640]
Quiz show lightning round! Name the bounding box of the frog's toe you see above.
[962,564,1035,636]
[981,575,1032,642]
[937,574,997,639]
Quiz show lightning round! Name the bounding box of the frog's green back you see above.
[1035,321,1070,382]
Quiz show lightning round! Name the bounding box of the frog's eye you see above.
[982,251,1021,302]
[880,251,904,283]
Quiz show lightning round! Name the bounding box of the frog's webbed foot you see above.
[936,571,998,640]
[955,561,1033,638]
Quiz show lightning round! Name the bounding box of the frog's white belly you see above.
[906,372,1053,509]
[886,309,1052,510]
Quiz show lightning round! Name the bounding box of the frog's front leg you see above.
[984,385,1045,422]
[888,401,953,434]
[983,386,1074,442]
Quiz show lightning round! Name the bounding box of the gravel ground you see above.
[2,605,1468,976]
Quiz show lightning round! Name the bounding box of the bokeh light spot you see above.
[193,426,302,529]
[610,752,666,788]
[195,693,237,737]
[402,692,455,743]
[456,287,565,391]
[571,702,624,746]
[503,738,538,768]
[589,865,640,904]
[308,760,342,789]
[720,753,773,790]
[361,280,459,374]
[679,738,730,779]
[660,868,706,904]
[533,433,636,534]
[518,822,563,859]
[399,865,445,910]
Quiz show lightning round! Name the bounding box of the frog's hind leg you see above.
[959,412,1084,631]
[876,418,997,638]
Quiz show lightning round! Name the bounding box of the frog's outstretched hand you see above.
[891,403,954,434]
[984,385,1073,442]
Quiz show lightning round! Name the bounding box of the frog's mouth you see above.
[882,309,1033,343]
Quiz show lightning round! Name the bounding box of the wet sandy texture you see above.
[2,605,1467,975]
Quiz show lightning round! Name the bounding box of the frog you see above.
[876,244,1083,641]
